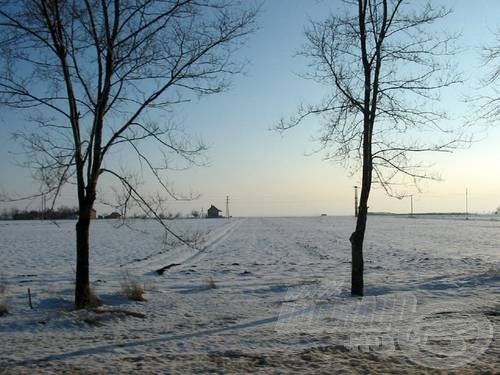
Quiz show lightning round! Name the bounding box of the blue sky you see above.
[1,0,500,216]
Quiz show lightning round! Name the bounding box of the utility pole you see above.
[226,195,230,219]
[465,188,469,220]
[41,193,46,220]
[410,195,414,217]
[353,186,359,217]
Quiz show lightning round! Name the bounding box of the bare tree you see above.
[277,0,463,296]
[0,0,257,308]
[477,28,500,122]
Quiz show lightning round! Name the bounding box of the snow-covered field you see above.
[0,216,498,374]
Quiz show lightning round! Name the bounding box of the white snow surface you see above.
[0,216,498,374]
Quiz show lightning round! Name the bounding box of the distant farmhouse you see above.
[105,212,122,219]
[207,205,222,218]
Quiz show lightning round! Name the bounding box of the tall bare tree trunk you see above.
[350,184,371,295]
[75,205,91,308]
[350,127,373,296]
[350,192,368,296]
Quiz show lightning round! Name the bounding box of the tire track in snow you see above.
[127,219,243,274]
[177,218,244,268]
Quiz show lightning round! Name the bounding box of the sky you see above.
[1,0,500,217]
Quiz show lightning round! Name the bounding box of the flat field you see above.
[0,216,498,374]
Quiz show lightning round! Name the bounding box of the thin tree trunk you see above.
[350,199,367,296]
[75,207,91,308]
[350,135,372,296]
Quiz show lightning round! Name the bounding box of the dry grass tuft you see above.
[87,287,102,308]
[121,272,146,301]
[0,277,7,316]
[205,277,217,290]
[0,303,8,316]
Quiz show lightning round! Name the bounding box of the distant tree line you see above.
[0,206,78,220]
[0,207,205,221]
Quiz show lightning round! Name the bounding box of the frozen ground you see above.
[0,216,498,374]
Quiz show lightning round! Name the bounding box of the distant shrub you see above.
[121,272,146,301]
[163,229,206,249]
[205,277,217,290]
